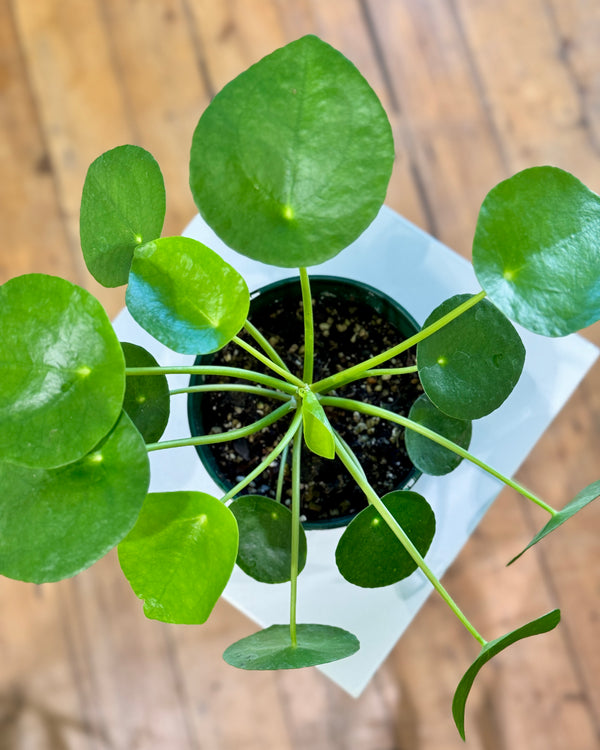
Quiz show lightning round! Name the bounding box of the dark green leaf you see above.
[453,609,561,740]
[189,34,394,268]
[0,411,149,583]
[119,491,238,624]
[126,236,250,354]
[0,274,125,468]
[417,294,525,420]
[301,390,335,459]
[229,495,307,583]
[473,166,600,337]
[223,623,360,670]
[80,145,165,287]
[121,342,170,443]
[406,394,472,475]
[508,480,600,565]
[336,491,436,587]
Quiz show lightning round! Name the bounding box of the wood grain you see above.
[1,1,599,747]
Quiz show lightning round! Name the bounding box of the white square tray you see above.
[113,206,598,696]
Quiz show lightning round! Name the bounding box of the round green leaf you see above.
[121,342,170,443]
[119,491,239,624]
[417,294,525,420]
[80,145,166,287]
[223,624,360,670]
[126,236,250,354]
[453,609,561,740]
[473,167,600,337]
[336,491,436,588]
[508,479,600,564]
[229,495,307,583]
[190,34,394,268]
[0,274,125,468]
[406,394,472,475]
[0,411,149,583]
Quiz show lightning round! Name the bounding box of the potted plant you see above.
[1,34,599,739]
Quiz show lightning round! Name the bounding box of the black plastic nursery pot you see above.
[187,276,423,529]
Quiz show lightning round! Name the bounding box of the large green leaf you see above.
[417,294,525,420]
[453,610,561,739]
[406,394,472,475]
[473,167,600,337]
[223,624,360,670]
[301,390,335,459]
[509,480,600,564]
[229,495,307,583]
[0,274,125,468]
[121,342,170,443]
[0,411,149,583]
[119,491,239,624]
[80,144,166,287]
[126,236,250,354]
[189,35,394,268]
[336,491,436,588]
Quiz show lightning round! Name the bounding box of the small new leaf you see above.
[122,343,170,443]
[301,390,335,459]
[453,610,561,740]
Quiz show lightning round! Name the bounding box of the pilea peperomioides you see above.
[1,35,599,738]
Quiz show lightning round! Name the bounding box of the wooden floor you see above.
[1,1,600,748]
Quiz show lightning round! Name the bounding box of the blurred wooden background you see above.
[1,1,599,748]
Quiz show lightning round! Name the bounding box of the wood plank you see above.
[364,0,508,254]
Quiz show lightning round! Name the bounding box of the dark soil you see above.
[189,278,423,526]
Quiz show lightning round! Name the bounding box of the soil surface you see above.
[189,279,423,526]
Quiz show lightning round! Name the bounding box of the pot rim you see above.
[187,274,422,529]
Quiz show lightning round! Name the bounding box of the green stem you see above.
[244,320,291,374]
[170,383,291,402]
[220,410,303,504]
[323,396,557,516]
[276,442,290,504]
[312,290,487,394]
[233,336,305,388]
[125,365,297,395]
[363,366,418,377]
[334,433,487,647]
[299,268,314,384]
[290,426,303,648]
[146,401,293,452]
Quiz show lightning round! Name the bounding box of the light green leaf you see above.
[336,491,436,587]
[301,390,335,459]
[508,480,600,564]
[406,394,472,475]
[121,342,170,443]
[190,34,394,268]
[80,145,165,287]
[417,294,525,420]
[473,166,600,336]
[453,610,561,739]
[0,411,149,583]
[0,274,125,468]
[223,624,360,670]
[229,495,307,583]
[126,236,250,354]
[119,491,239,624]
